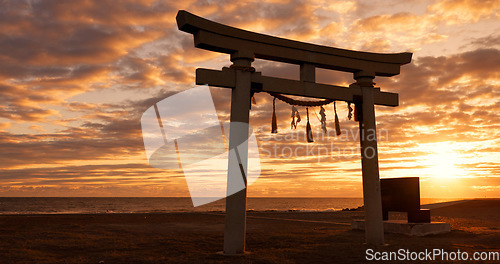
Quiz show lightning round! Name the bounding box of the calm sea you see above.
[0,197,456,215]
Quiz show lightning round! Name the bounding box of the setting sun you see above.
[422,142,462,180]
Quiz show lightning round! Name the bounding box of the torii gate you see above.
[176,10,412,253]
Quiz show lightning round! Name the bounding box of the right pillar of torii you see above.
[355,71,385,245]
[176,10,412,252]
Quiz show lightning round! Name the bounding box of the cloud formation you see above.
[0,0,498,198]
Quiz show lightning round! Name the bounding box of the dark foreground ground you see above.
[0,199,499,263]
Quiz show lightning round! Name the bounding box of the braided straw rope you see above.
[268,92,333,107]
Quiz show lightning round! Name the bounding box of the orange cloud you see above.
[349,12,447,52]
[0,0,498,197]
[428,0,500,24]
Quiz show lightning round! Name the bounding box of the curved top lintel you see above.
[177,10,412,76]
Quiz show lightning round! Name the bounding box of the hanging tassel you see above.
[296,107,301,124]
[353,103,360,121]
[348,102,353,120]
[319,106,327,134]
[306,107,313,143]
[271,97,278,133]
[334,101,341,136]
[291,106,301,129]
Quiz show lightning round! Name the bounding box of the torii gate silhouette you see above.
[176,10,412,254]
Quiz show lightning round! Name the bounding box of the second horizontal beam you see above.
[196,68,398,107]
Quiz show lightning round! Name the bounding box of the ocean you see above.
[0,197,457,215]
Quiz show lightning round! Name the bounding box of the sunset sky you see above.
[1,0,499,198]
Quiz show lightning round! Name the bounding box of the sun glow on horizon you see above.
[421,142,463,180]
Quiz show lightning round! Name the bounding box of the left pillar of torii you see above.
[223,50,254,255]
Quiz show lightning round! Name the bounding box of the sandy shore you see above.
[0,199,499,263]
